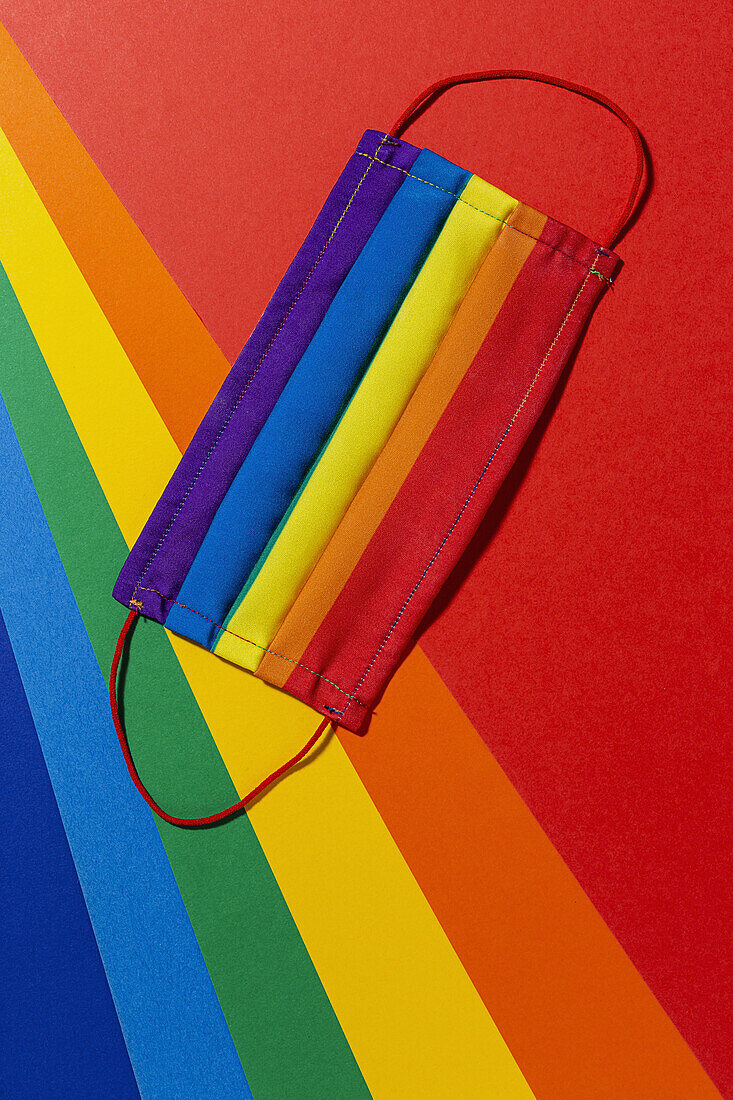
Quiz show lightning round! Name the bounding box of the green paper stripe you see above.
[0,264,369,1100]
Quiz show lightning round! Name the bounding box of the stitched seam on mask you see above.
[337,264,596,723]
[354,151,615,283]
[129,135,395,604]
[135,585,367,707]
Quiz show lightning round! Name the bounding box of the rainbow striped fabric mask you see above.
[111,70,646,825]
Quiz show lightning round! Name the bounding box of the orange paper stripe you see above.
[259,202,546,687]
[352,650,721,1099]
[0,23,229,453]
[0,25,719,1098]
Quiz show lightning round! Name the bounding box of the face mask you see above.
[110,69,647,825]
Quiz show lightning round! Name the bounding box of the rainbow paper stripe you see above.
[0,23,721,1100]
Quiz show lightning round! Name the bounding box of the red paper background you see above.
[1,0,730,1091]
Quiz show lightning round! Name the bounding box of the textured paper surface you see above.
[0,4,728,1094]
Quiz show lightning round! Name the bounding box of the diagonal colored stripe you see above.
[0,608,139,1099]
[218,173,517,671]
[170,147,470,655]
[0,22,229,454]
[0,392,251,1095]
[0,281,367,1093]
[352,647,723,1100]
[0,40,719,1097]
[261,200,543,685]
[0,118,533,1097]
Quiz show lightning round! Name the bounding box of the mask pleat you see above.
[219,174,518,672]
[168,148,470,651]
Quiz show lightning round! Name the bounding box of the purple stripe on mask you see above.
[114,130,420,622]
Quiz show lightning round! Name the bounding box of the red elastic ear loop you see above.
[390,69,648,249]
[109,609,333,828]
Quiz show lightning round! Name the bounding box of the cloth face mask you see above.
[110,69,647,825]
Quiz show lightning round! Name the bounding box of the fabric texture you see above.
[216,174,516,671]
[114,129,421,621]
[114,130,619,732]
[166,147,470,647]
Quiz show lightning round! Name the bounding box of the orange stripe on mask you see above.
[259,201,546,686]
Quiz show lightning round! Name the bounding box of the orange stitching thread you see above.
[339,264,597,723]
[355,151,614,282]
[129,134,395,604]
[134,585,367,707]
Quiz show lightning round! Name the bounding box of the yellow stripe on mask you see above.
[0,126,533,1098]
[216,175,517,672]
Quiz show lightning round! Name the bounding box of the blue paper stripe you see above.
[0,609,139,1099]
[0,397,252,1100]
[167,148,470,648]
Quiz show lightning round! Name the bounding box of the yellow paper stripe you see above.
[0,126,532,1097]
[217,175,517,672]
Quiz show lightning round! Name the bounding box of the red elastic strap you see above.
[390,69,647,249]
[109,609,334,828]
